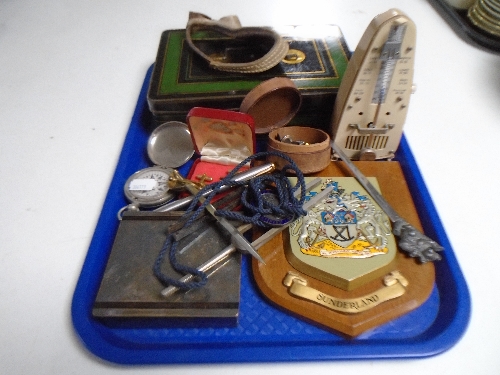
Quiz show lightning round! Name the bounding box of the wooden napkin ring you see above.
[267,126,331,174]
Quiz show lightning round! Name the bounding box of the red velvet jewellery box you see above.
[186,107,256,184]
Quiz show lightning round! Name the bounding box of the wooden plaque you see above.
[252,161,435,337]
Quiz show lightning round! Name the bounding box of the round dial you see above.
[123,166,175,208]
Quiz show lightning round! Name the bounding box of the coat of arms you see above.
[290,179,392,259]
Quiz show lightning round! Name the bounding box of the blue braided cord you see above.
[214,151,307,226]
[153,150,307,290]
[153,228,208,290]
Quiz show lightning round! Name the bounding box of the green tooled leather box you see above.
[147,25,351,132]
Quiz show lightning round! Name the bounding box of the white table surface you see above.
[1,0,498,373]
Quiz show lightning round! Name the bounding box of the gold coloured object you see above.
[282,49,306,64]
[283,271,408,314]
[468,0,500,37]
[154,162,275,212]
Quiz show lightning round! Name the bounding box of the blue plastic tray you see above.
[71,66,470,364]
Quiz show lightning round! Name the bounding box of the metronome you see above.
[331,9,416,161]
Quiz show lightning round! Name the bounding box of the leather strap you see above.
[186,12,289,73]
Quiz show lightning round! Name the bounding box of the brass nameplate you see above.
[283,270,408,314]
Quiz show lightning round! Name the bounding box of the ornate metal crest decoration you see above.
[290,179,392,259]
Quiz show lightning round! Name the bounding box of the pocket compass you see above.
[331,9,416,160]
[119,121,195,218]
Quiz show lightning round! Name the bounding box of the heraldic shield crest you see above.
[285,177,398,290]
[322,209,357,248]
